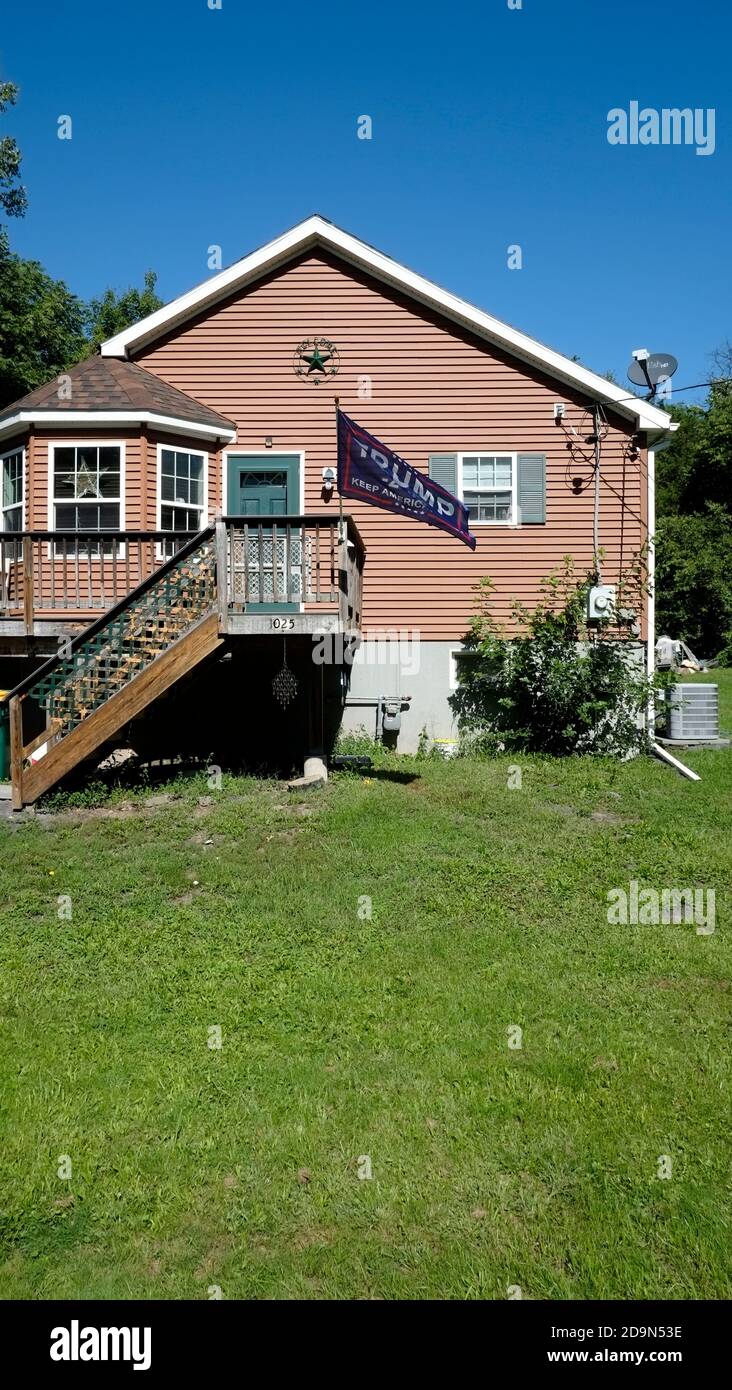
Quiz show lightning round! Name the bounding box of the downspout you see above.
[646,444,656,696]
[645,427,699,780]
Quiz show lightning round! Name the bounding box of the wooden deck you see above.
[0,515,364,641]
[1,516,365,807]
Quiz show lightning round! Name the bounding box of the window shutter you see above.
[517,453,546,524]
[428,454,458,495]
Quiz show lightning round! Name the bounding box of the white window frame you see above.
[0,444,26,533]
[48,441,126,550]
[457,451,517,526]
[156,443,209,556]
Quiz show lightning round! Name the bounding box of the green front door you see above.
[227,455,301,611]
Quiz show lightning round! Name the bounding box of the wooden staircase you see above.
[6,528,224,808]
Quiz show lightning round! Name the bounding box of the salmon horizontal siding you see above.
[126,251,648,639]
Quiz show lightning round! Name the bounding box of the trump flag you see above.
[337,410,476,550]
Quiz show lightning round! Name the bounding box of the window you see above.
[460,454,516,524]
[51,445,122,542]
[159,448,206,553]
[1,449,23,532]
[449,647,482,690]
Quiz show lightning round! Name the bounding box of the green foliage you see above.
[85,270,163,354]
[0,81,162,405]
[655,366,732,656]
[450,559,660,757]
[1,745,731,1298]
[0,82,27,220]
[655,503,732,660]
[0,234,88,407]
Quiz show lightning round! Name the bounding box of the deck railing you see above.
[0,517,365,632]
[220,514,364,630]
[0,531,195,628]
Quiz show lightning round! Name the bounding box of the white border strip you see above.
[0,410,236,445]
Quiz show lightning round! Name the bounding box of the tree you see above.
[85,271,163,353]
[0,80,162,403]
[0,82,27,220]
[0,238,88,406]
[655,504,732,660]
[654,353,732,659]
[0,79,87,405]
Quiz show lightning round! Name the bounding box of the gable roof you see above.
[0,355,236,444]
[100,214,674,439]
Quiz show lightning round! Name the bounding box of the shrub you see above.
[450,558,664,758]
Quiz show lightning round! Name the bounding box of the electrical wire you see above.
[596,378,724,410]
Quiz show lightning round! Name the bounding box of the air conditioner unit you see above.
[667,684,719,742]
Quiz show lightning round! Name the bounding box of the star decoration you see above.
[302,347,332,376]
[294,338,339,387]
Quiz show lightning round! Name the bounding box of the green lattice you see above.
[28,538,216,741]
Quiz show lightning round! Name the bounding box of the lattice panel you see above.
[230,531,307,605]
[27,539,216,743]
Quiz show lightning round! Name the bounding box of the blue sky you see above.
[2,0,729,403]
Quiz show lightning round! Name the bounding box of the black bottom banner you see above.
[0,1298,725,1376]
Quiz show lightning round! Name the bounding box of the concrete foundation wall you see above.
[342,639,461,752]
[341,638,648,754]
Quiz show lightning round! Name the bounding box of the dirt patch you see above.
[193,1236,236,1281]
[292,1227,335,1250]
[590,809,640,826]
[37,800,141,825]
[650,977,730,992]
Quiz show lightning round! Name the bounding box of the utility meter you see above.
[587,584,616,622]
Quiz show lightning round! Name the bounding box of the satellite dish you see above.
[627,353,678,387]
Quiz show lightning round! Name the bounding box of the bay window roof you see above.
[0,354,236,444]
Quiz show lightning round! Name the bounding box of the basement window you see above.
[459,454,516,524]
[51,444,122,552]
[1,448,24,532]
[159,447,206,554]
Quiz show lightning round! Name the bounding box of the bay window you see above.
[159,447,206,553]
[1,448,24,532]
[51,444,122,545]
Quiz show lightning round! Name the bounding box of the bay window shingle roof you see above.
[0,354,235,434]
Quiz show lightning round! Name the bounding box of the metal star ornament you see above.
[293,337,340,387]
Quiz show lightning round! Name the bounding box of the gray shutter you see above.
[517,453,546,524]
[428,454,458,495]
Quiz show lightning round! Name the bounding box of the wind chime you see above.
[272,637,298,708]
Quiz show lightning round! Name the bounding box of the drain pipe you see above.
[651,741,700,782]
[645,431,697,781]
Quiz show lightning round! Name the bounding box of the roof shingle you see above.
[0,355,235,434]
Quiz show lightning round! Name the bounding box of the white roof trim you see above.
[0,410,236,445]
[100,214,674,436]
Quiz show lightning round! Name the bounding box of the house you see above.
[0,215,673,804]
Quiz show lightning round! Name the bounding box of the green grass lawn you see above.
[1,679,731,1300]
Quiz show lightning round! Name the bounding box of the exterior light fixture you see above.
[322,467,336,495]
[264,436,273,448]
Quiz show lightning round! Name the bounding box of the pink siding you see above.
[135,252,647,638]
